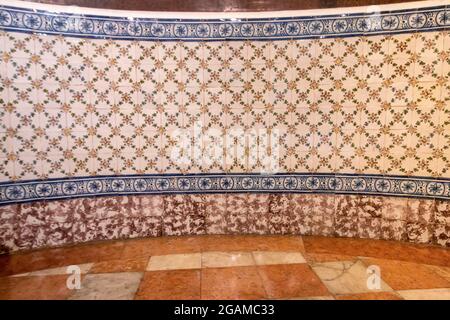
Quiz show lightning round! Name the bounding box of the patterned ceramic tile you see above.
[0,2,449,252]
[0,25,448,180]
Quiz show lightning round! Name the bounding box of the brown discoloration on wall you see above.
[139,195,164,217]
[433,201,450,247]
[356,196,383,239]
[120,196,142,218]
[383,197,408,221]
[434,224,450,247]
[1,193,449,253]
[435,201,450,226]
[94,196,124,220]
[334,195,359,238]
[185,194,207,235]
[335,195,360,218]
[290,194,310,235]
[204,194,227,234]
[18,201,48,227]
[16,202,48,250]
[406,222,431,244]
[226,194,249,234]
[247,194,270,234]
[381,219,407,242]
[358,196,383,219]
[268,194,292,235]
[162,195,206,236]
[358,217,381,239]
[406,198,436,224]
[0,205,19,254]
[313,195,335,236]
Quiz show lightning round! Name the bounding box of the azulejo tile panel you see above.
[0,29,449,187]
[0,1,448,199]
[0,3,448,40]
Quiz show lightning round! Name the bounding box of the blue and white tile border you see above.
[0,173,449,205]
[0,2,448,41]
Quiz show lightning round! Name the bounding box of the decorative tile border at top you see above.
[0,4,448,41]
[0,173,449,205]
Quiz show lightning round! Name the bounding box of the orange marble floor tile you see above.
[303,236,450,267]
[362,258,450,290]
[201,266,267,300]
[0,241,125,277]
[121,236,203,259]
[0,275,73,300]
[257,264,330,299]
[120,238,157,259]
[135,270,201,300]
[121,235,305,259]
[199,235,258,252]
[0,250,68,277]
[200,235,305,252]
[336,292,403,300]
[66,241,125,263]
[90,257,148,273]
[304,253,358,263]
[155,236,203,254]
[251,235,305,252]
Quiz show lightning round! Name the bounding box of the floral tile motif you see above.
[0,28,449,181]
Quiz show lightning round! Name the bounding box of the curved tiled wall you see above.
[0,0,449,252]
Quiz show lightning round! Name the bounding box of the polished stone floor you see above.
[0,235,449,300]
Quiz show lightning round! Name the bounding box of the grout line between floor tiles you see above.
[199,251,204,299]
[304,263,334,297]
[145,254,152,272]
[392,291,405,299]
[199,263,204,299]
[254,261,270,300]
[132,272,145,300]
[250,250,258,267]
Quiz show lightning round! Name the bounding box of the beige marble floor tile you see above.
[253,251,305,266]
[11,263,93,277]
[68,272,143,300]
[361,258,450,290]
[202,252,254,268]
[397,288,450,300]
[311,260,393,295]
[147,253,201,271]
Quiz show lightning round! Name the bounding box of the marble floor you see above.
[0,235,449,300]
